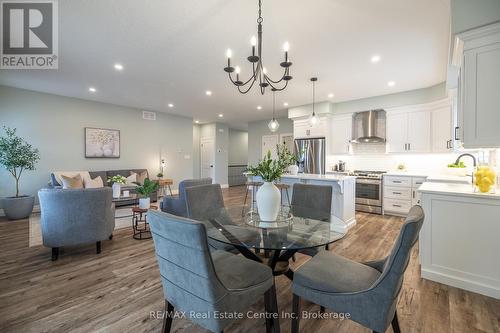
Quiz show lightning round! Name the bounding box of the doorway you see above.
[200,138,215,179]
[262,134,279,159]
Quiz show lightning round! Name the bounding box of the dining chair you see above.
[184,183,262,252]
[291,205,425,333]
[290,183,332,253]
[148,210,280,333]
[160,178,212,217]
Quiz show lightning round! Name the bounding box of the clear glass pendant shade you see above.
[268,118,280,132]
[308,112,319,127]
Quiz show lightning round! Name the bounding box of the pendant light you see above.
[308,77,319,127]
[268,88,280,132]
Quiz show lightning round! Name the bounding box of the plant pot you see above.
[2,195,35,220]
[139,197,151,209]
[112,183,121,198]
[288,165,299,175]
[256,182,281,221]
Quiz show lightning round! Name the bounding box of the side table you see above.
[131,205,157,240]
[157,178,174,197]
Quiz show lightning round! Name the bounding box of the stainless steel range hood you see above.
[351,109,386,143]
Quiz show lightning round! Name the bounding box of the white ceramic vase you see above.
[256,182,281,221]
[112,183,121,198]
[288,165,299,175]
[139,197,151,209]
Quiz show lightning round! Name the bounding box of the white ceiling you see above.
[0,0,451,129]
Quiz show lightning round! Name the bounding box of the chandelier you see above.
[224,0,293,95]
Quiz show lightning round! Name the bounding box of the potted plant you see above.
[107,175,126,198]
[277,143,299,175]
[135,178,159,209]
[0,127,40,220]
[247,151,288,221]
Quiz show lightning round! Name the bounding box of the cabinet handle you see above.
[454,126,460,140]
[404,143,407,151]
[393,192,402,195]
[408,143,411,151]
[393,204,402,208]
[392,181,402,184]
[412,190,415,199]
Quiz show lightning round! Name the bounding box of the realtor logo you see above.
[1,0,58,69]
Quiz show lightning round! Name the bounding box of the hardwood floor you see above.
[0,185,499,333]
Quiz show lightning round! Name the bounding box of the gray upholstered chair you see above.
[38,187,115,261]
[291,205,425,333]
[148,210,280,333]
[160,178,212,217]
[184,183,262,253]
[290,183,332,221]
[290,183,333,254]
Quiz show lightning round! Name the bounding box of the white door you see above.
[386,113,408,153]
[280,133,294,152]
[200,138,215,179]
[262,135,279,159]
[330,115,352,154]
[407,110,431,152]
[432,106,453,152]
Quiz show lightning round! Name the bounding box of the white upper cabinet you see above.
[432,106,453,152]
[407,110,431,153]
[330,114,352,154]
[293,116,330,139]
[386,110,430,153]
[386,112,408,153]
[456,22,500,148]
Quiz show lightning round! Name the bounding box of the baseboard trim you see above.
[422,268,500,300]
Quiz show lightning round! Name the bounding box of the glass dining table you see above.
[200,206,347,280]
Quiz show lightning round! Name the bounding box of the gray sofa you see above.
[49,168,158,207]
[161,178,212,217]
[38,187,115,261]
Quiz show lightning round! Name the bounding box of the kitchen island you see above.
[251,173,357,232]
[419,182,500,299]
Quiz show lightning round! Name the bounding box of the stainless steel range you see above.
[353,170,386,214]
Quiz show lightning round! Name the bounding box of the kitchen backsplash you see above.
[327,148,499,174]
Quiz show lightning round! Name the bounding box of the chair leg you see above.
[51,247,59,261]
[391,311,401,333]
[291,294,300,333]
[263,289,273,333]
[109,234,113,240]
[162,300,174,333]
[96,241,101,254]
[320,306,325,313]
[325,244,329,251]
[241,186,249,216]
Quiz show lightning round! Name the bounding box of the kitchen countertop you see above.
[280,173,357,181]
[384,171,430,177]
[418,182,500,200]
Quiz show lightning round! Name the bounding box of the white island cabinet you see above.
[279,174,357,232]
[419,182,500,299]
[252,174,357,232]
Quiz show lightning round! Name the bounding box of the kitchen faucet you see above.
[455,153,477,167]
[455,153,477,188]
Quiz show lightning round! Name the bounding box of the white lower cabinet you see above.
[383,175,426,215]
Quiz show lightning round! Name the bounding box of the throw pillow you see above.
[125,173,137,186]
[84,176,104,188]
[130,171,148,185]
[60,174,84,189]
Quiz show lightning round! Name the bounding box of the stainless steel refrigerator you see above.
[294,137,326,174]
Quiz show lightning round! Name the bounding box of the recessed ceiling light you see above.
[218,113,223,118]
[88,87,96,93]
[257,106,262,110]
[387,81,396,87]
[283,102,289,106]
[194,120,200,124]
[114,63,123,71]
[168,103,174,108]
[206,90,212,96]
[371,55,381,63]
[328,93,334,98]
